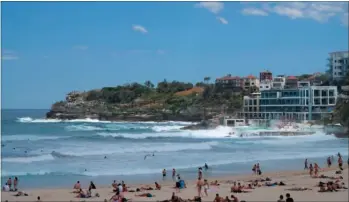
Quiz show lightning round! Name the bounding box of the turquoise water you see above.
[2,109,348,189]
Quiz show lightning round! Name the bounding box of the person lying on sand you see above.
[318,182,338,192]
[244,184,254,189]
[285,187,312,191]
[14,191,29,197]
[155,182,161,190]
[140,186,154,191]
[231,182,251,193]
[210,180,220,186]
[135,193,155,197]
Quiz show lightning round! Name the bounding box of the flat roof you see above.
[329,50,349,55]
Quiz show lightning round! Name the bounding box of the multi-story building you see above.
[328,51,349,81]
[215,74,243,92]
[243,75,260,91]
[271,75,286,89]
[260,70,273,82]
[241,84,338,121]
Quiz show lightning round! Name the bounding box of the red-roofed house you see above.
[285,75,298,88]
[215,74,243,92]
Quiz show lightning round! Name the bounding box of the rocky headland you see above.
[46,81,243,122]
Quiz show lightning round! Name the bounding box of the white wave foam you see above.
[65,125,104,131]
[151,125,183,132]
[2,134,63,141]
[17,117,195,125]
[17,117,111,123]
[48,141,218,157]
[2,154,54,163]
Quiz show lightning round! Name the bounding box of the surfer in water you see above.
[144,153,155,160]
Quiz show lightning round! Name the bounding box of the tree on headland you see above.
[144,80,154,89]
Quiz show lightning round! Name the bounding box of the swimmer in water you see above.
[104,156,107,159]
[204,163,208,170]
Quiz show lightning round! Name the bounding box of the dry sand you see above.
[2,166,348,202]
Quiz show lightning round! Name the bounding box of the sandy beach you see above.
[2,165,348,202]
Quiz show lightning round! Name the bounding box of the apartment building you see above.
[329,51,349,80]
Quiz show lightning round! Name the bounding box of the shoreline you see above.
[3,165,348,201]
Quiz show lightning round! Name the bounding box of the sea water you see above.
[2,109,348,189]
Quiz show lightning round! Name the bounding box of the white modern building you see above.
[240,85,338,121]
[329,51,349,80]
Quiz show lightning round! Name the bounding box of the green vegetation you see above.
[79,79,243,116]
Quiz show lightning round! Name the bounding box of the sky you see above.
[2,1,348,109]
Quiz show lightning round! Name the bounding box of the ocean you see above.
[2,109,348,189]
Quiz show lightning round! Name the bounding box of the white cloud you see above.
[132,25,148,34]
[1,49,19,60]
[73,45,89,50]
[195,2,224,14]
[241,2,348,25]
[1,55,19,60]
[216,17,228,24]
[241,8,268,16]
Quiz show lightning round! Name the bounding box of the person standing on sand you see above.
[196,177,203,197]
[304,159,308,169]
[14,177,18,191]
[309,163,313,177]
[314,163,320,177]
[256,163,261,175]
[203,179,209,196]
[7,178,12,191]
[162,169,167,180]
[172,168,176,181]
[338,156,343,170]
[252,164,257,175]
[198,167,203,179]
[327,157,332,168]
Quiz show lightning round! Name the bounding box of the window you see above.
[329,98,335,104]
[253,99,257,105]
[266,86,269,88]
[321,90,328,97]
[321,98,328,105]
[314,90,320,97]
[314,98,320,105]
[329,90,334,97]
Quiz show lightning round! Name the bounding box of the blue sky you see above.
[2,1,348,109]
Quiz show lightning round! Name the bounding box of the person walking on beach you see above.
[304,159,308,169]
[162,169,167,180]
[338,156,343,170]
[172,168,176,181]
[327,157,332,168]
